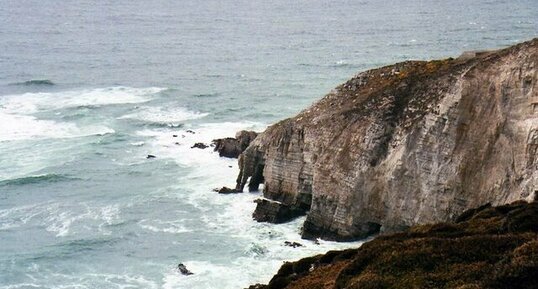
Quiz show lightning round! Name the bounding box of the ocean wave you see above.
[0,111,115,142]
[329,60,360,68]
[192,92,220,98]
[0,86,164,114]
[138,219,191,234]
[44,204,122,237]
[118,106,208,125]
[10,79,55,86]
[0,174,76,186]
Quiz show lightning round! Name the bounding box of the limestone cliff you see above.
[236,38,538,240]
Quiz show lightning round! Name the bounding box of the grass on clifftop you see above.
[249,200,538,289]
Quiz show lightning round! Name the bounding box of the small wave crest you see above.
[138,219,191,234]
[0,86,164,114]
[0,174,75,186]
[0,111,115,142]
[10,79,55,86]
[118,106,208,126]
[192,92,219,98]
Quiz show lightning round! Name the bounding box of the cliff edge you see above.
[236,38,538,240]
[248,200,538,289]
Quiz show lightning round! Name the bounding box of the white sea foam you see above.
[0,86,162,114]
[0,203,49,231]
[138,219,191,234]
[137,120,364,288]
[136,121,265,167]
[41,203,122,237]
[0,273,159,289]
[0,86,162,142]
[118,106,208,124]
[0,111,114,142]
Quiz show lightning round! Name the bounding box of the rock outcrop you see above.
[236,39,538,240]
[213,130,258,158]
[248,200,538,289]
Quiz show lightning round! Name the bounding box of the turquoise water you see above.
[0,0,537,288]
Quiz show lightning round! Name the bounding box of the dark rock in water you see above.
[213,186,239,194]
[284,241,303,248]
[251,200,538,289]
[186,130,195,134]
[146,154,156,159]
[213,130,258,159]
[252,199,306,224]
[177,263,193,276]
[173,134,178,138]
[191,142,208,149]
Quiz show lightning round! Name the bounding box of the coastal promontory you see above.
[236,38,538,241]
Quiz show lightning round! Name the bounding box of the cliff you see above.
[236,38,538,240]
[248,200,538,289]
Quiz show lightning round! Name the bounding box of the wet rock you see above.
[284,241,303,248]
[246,284,266,289]
[186,130,195,134]
[146,154,156,159]
[213,130,258,158]
[252,199,306,224]
[213,186,239,194]
[177,263,193,276]
[213,137,241,158]
[191,142,208,149]
[173,134,178,137]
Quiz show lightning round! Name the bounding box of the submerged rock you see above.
[250,200,538,289]
[146,154,156,159]
[284,241,303,248]
[236,38,538,240]
[213,186,239,194]
[177,263,193,276]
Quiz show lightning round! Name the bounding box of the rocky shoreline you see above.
[247,199,538,289]
[212,39,538,288]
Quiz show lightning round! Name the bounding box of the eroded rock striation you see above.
[237,39,538,240]
[248,200,538,289]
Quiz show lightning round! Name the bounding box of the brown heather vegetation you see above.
[249,200,538,289]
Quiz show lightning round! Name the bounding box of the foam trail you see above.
[0,112,114,142]
[118,106,208,124]
[0,86,164,114]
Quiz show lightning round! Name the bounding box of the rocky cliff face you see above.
[236,39,538,240]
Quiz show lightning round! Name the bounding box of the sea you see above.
[0,0,536,288]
